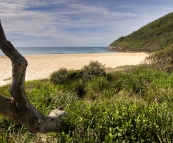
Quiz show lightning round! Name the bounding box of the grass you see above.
[0,63,173,142]
[109,12,173,52]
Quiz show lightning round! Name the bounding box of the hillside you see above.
[109,12,173,52]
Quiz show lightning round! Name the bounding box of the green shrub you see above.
[50,69,83,85]
[50,68,68,84]
[73,80,86,98]
[67,70,83,81]
[86,76,109,92]
[145,44,173,72]
[82,61,106,80]
[85,76,109,100]
[106,71,128,93]
[64,79,86,98]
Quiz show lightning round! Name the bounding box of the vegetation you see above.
[82,61,106,80]
[109,12,173,52]
[50,68,69,84]
[145,44,173,73]
[50,61,105,85]
[50,68,83,84]
[1,60,173,142]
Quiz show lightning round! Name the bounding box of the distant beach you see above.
[0,52,148,86]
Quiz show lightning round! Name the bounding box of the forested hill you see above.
[109,12,173,52]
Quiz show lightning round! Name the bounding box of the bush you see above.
[67,70,83,81]
[85,76,110,100]
[107,71,128,93]
[71,79,86,98]
[64,79,86,98]
[82,61,106,80]
[86,76,109,93]
[50,69,83,85]
[145,44,173,72]
[50,68,68,84]
[50,61,106,84]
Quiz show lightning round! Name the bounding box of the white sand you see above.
[0,53,148,86]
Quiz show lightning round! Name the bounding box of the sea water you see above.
[0,47,114,56]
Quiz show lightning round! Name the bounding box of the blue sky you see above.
[0,0,173,47]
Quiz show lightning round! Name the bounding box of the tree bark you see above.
[0,21,66,133]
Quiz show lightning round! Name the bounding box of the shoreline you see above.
[0,52,148,86]
[0,52,115,57]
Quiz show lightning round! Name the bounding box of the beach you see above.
[0,53,148,86]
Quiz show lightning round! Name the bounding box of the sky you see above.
[0,0,173,47]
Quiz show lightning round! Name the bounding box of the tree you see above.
[0,21,66,133]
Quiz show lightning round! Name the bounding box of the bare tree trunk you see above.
[0,21,66,133]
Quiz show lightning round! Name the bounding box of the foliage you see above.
[63,79,86,98]
[50,68,69,84]
[109,12,173,52]
[82,61,106,80]
[1,64,173,142]
[50,68,83,84]
[145,44,173,73]
[50,61,105,85]
[67,70,83,81]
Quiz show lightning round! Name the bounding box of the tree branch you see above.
[0,21,66,133]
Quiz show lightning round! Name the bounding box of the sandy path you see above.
[0,53,148,86]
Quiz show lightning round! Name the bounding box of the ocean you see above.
[0,47,114,56]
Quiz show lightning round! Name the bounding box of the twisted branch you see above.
[0,21,66,133]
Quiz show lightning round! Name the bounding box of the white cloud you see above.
[0,0,173,47]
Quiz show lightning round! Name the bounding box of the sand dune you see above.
[0,53,148,86]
